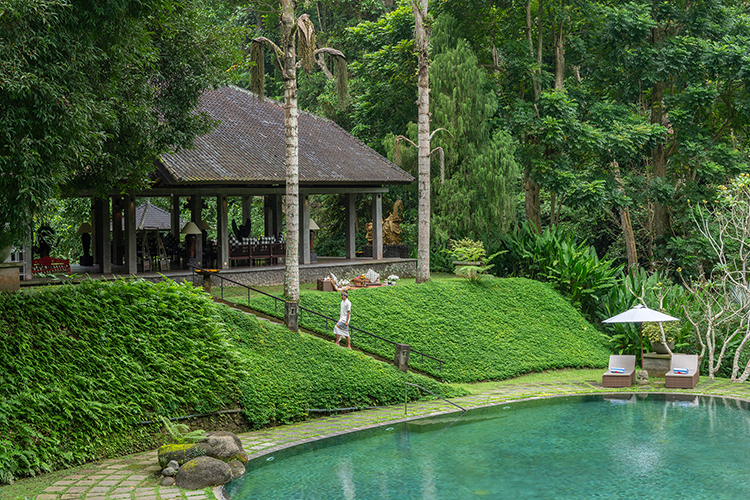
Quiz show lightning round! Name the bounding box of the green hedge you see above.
[218,307,463,429]
[247,277,611,383]
[0,280,462,484]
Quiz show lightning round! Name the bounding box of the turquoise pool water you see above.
[224,395,750,499]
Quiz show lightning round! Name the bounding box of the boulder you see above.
[228,460,246,479]
[158,443,212,468]
[175,456,232,490]
[198,431,248,464]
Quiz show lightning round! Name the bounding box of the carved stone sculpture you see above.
[366,200,403,245]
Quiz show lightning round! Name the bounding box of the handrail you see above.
[404,382,466,415]
[191,267,446,374]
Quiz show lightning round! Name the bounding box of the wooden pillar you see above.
[95,197,111,274]
[217,194,229,269]
[190,195,203,267]
[23,227,32,281]
[299,194,310,264]
[91,197,99,265]
[345,194,356,259]
[112,197,123,266]
[263,195,273,237]
[171,195,180,239]
[371,193,383,259]
[241,196,253,234]
[273,194,283,236]
[124,194,137,274]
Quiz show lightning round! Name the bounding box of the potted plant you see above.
[447,238,502,281]
[643,322,678,354]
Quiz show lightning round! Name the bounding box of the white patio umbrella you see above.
[602,304,679,370]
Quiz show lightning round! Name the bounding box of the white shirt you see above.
[339,298,351,323]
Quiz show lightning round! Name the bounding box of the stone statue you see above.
[366,200,403,245]
[636,370,650,385]
[383,200,403,245]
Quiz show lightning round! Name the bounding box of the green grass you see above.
[226,276,612,383]
[0,279,462,485]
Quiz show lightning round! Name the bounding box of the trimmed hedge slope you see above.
[0,280,459,484]
[248,277,611,382]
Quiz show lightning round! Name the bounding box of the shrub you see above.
[246,277,611,383]
[496,222,622,321]
[0,280,462,484]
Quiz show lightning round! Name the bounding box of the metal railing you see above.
[191,267,447,375]
[404,382,466,416]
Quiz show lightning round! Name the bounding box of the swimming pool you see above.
[223,394,750,499]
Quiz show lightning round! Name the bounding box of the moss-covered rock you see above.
[158,443,212,468]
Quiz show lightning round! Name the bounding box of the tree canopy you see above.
[0,0,242,248]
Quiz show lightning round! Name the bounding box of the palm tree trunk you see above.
[413,0,430,283]
[281,0,300,314]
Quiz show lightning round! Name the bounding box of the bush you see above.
[246,277,611,383]
[0,280,462,484]
[496,222,622,321]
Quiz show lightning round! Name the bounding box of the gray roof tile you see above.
[159,86,414,186]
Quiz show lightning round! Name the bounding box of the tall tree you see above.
[412,0,431,283]
[0,0,240,249]
[429,14,519,246]
[250,1,347,327]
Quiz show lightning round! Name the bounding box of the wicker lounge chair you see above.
[665,354,700,389]
[602,355,636,388]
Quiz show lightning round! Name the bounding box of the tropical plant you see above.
[497,222,622,320]
[248,0,347,317]
[158,416,206,444]
[643,322,679,345]
[447,238,501,281]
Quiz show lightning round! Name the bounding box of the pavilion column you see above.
[91,198,99,265]
[345,194,356,259]
[299,194,311,265]
[272,194,283,237]
[124,194,137,274]
[23,227,32,281]
[217,194,229,269]
[371,193,383,260]
[171,195,180,239]
[263,195,273,237]
[112,197,123,266]
[241,196,253,233]
[190,195,203,267]
[94,197,111,274]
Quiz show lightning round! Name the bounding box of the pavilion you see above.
[21,85,414,282]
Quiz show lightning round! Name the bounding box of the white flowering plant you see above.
[386,275,400,285]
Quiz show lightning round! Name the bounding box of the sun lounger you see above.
[665,354,700,389]
[602,355,636,388]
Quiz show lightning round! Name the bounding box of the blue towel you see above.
[610,368,626,374]
[673,368,689,374]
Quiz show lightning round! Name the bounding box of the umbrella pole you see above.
[639,324,644,371]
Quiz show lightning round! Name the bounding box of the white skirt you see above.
[334,321,350,337]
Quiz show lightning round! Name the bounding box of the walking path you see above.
[13,377,750,500]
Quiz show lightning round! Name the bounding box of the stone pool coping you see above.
[13,378,750,500]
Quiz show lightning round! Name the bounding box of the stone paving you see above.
[13,378,750,500]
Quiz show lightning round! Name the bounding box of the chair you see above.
[229,244,250,267]
[602,355,636,388]
[251,243,272,266]
[665,354,700,389]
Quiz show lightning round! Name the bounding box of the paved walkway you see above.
[18,378,750,500]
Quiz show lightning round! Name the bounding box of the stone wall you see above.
[140,259,416,288]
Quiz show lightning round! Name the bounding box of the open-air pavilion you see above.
[19,86,415,286]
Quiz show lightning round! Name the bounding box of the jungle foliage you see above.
[0,280,456,484]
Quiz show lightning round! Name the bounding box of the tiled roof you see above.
[111,201,184,231]
[159,86,414,186]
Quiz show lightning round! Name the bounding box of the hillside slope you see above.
[247,277,611,382]
[0,280,458,484]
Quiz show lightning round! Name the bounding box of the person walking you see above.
[334,289,352,349]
